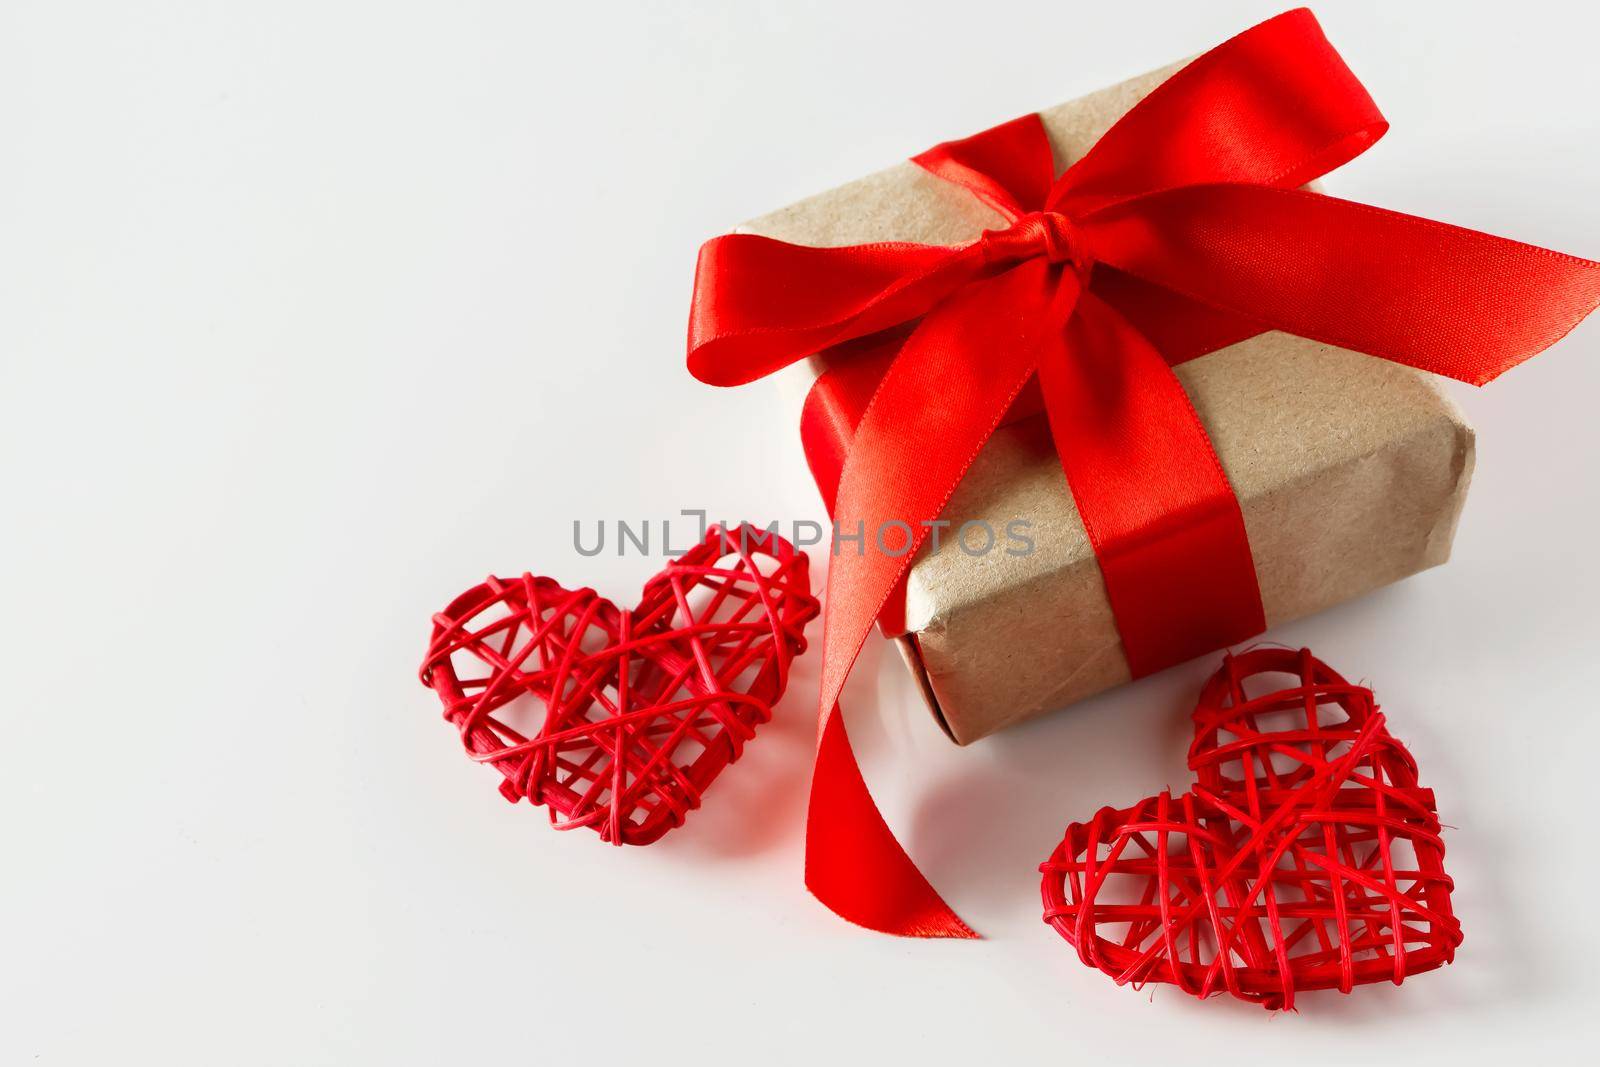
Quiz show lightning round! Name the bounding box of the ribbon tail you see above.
[803,259,1069,937]
[1086,183,1600,384]
[807,709,975,937]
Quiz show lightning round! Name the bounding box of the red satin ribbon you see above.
[686,8,1600,938]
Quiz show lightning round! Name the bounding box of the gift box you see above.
[738,62,1475,744]
[689,6,1599,939]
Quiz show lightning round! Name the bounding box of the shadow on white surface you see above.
[657,622,825,861]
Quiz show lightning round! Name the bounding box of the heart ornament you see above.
[1041,648,1461,1009]
[420,524,818,844]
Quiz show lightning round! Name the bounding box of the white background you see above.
[4,1,1598,1062]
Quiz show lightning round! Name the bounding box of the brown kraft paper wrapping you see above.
[738,62,1475,745]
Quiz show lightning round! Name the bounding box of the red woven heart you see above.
[1041,648,1461,1010]
[420,524,818,844]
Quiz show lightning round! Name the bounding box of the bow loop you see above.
[1049,8,1387,217]
[912,113,1056,220]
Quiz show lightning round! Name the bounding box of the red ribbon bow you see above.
[685,8,1600,939]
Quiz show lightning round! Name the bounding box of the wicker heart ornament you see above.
[1040,648,1461,1009]
[420,525,818,844]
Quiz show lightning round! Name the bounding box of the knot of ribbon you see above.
[980,211,1092,280]
[684,8,1600,940]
